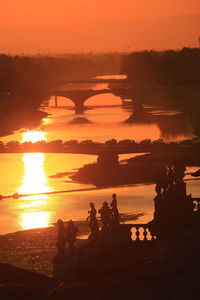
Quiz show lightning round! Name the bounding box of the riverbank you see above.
[0,220,94,276]
[0,213,142,276]
[2,222,200,299]
[128,151,200,166]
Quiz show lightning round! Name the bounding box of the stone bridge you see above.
[54,87,162,113]
[40,78,168,113]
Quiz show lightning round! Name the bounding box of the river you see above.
[0,77,198,235]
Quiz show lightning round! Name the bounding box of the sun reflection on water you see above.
[19,153,50,196]
[21,211,50,230]
[19,131,52,230]
[22,130,46,143]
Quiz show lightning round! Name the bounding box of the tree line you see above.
[121,47,200,87]
[121,48,200,136]
[0,53,121,107]
[0,137,200,152]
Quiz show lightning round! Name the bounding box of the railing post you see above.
[143,226,148,241]
[135,225,140,241]
[197,200,200,211]
[150,233,156,241]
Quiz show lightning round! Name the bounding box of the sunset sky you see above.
[1,0,200,53]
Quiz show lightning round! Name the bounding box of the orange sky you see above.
[0,0,200,53]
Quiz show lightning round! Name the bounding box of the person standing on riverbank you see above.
[66,220,78,251]
[111,193,117,208]
[87,202,99,239]
[98,201,111,229]
[110,197,120,227]
[56,219,66,255]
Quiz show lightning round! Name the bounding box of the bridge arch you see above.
[84,92,122,107]
[54,87,155,114]
[53,96,75,108]
[55,89,123,114]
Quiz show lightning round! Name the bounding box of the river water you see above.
[0,78,199,235]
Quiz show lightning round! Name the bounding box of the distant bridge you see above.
[54,88,142,113]
[38,78,168,114]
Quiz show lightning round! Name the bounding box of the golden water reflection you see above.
[22,130,46,143]
[21,211,50,230]
[19,131,52,230]
[19,153,51,196]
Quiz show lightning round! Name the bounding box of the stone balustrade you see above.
[131,224,156,241]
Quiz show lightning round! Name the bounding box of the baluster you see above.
[193,200,196,211]
[143,226,148,241]
[197,200,200,212]
[194,200,198,211]
[135,226,140,241]
[132,226,136,241]
[150,233,156,241]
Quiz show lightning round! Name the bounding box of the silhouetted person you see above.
[155,166,169,196]
[87,202,99,239]
[110,205,120,227]
[56,219,66,255]
[110,193,120,226]
[98,201,111,228]
[110,193,117,208]
[66,220,78,251]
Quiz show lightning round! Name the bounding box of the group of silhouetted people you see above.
[87,193,121,239]
[56,194,121,253]
[155,165,186,197]
[56,219,79,254]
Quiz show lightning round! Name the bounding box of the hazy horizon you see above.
[0,0,200,54]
